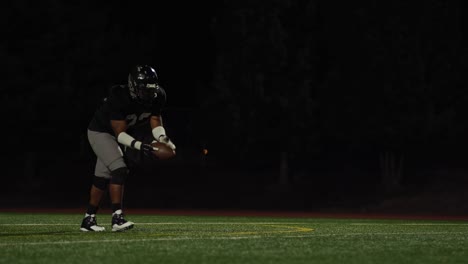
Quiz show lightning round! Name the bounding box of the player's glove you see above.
[140,143,155,158]
[158,135,176,150]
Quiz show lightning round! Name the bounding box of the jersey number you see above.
[126,113,151,127]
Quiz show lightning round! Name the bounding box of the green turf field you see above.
[1,212,468,264]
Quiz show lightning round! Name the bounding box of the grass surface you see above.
[1,212,468,263]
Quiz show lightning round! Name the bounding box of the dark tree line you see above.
[3,0,467,194]
[202,0,466,190]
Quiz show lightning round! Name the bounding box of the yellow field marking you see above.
[0,222,314,240]
[134,223,314,237]
[227,224,313,236]
[137,222,312,225]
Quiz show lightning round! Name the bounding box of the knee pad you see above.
[93,176,110,191]
[110,167,128,185]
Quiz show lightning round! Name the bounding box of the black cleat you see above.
[111,210,134,232]
[80,214,105,232]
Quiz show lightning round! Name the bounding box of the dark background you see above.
[2,0,468,215]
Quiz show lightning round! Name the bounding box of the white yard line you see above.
[350,223,468,226]
[3,222,467,226]
[2,221,467,247]
[0,235,299,247]
[1,231,466,247]
[0,222,310,226]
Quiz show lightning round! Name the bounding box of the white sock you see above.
[113,209,123,215]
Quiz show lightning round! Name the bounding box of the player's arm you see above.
[112,120,152,153]
[150,115,163,128]
[150,115,176,150]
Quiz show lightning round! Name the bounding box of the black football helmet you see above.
[128,65,160,105]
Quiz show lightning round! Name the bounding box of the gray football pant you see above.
[87,129,127,179]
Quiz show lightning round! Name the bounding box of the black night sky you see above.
[3,1,468,215]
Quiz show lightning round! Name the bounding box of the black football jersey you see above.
[88,85,166,134]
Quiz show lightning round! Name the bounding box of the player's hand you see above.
[158,135,176,150]
[140,143,155,157]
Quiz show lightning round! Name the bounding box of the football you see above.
[151,141,176,160]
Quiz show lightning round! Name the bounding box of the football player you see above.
[80,65,176,232]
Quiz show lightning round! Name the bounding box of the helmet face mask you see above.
[128,65,159,105]
[137,83,158,104]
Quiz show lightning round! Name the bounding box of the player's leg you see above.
[87,130,134,232]
[108,167,134,232]
[80,160,109,232]
[89,184,104,209]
